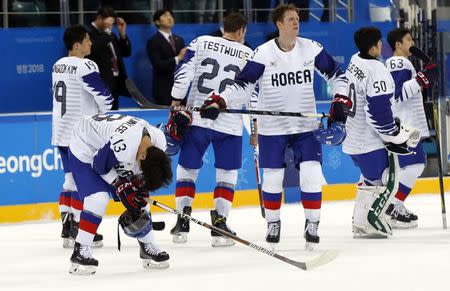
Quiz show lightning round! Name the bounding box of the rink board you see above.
[0,108,446,223]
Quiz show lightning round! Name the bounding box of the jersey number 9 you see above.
[53,81,67,116]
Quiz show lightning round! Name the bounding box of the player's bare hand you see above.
[117,17,127,36]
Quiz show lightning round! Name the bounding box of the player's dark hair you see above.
[63,25,89,51]
[272,4,299,27]
[223,12,247,33]
[153,9,174,28]
[140,146,173,192]
[354,26,382,54]
[96,6,117,19]
[387,28,411,51]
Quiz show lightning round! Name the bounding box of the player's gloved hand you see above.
[415,63,438,90]
[383,119,421,155]
[328,94,353,127]
[313,121,346,146]
[166,110,192,140]
[200,92,227,120]
[113,177,148,212]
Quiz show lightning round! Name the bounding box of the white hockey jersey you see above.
[342,53,397,155]
[51,56,113,147]
[220,37,347,136]
[172,35,253,136]
[69,114,166,184]
[385,56,430,138]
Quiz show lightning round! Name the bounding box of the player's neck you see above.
[393,50,408,58]
[276,34,296,52]
[222,32,240,42]
[68,50,85,58]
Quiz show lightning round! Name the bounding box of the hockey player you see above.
[68,114,173,275]
[52,25,113,248]
[200,4,350,249]
[168,12,253,247]
[342,27,422,238]
[385,28,438,228]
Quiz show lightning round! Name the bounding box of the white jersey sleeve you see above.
[172,38,200,100]
[385,56,429,138]
[76,59,114,113]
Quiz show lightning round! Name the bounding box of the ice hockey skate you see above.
[138,241,169,269]
[210,210,236,247]
[266,220,281,250]
[69,242,98,275]
[386,203,418,229]
[61,212,73,248]
[170,206,191,243]
[304,220,320,251]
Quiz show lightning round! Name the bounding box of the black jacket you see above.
[85,23,132,98]
[146,31,185,106]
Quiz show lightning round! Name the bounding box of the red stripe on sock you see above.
[59,195,71,207]
[71,199,83,211]
[302,200,322,209]
[395,191,408,201]
[213,187,234,202]
[175,186,196,198]
[80,220,100,235]
[264,200,282,210]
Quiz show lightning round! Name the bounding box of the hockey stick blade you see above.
[409,46,431,64]
[144,197,337,270]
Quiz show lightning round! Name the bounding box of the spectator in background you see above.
[194,0,217,23]
[146,9,186,106]
[85,6,132,110]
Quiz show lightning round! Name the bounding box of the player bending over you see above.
[68,114,172,275]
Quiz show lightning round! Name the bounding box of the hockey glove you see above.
[328,94,353,127]
[415,63,438,90]
[313,121,346,146]
[166,110,192,140]
[200,92,227,120]
[382,119,421,154]
[114,177,148,212]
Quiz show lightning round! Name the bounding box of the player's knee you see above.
[63,172,77,192]
[176,165,199,181]
[216,168,238,185]
[262,168,284,193]
[402,163,425,178]
[83,191,110,217]
[299,161,323,193]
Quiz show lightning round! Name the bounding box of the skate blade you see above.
[391,220,418,229]
[142,259,169,269]
[92,241,104,248]
[69,263,97,275]
[305,242,318,251]
[211,236,235,247]
[172,233,187,243]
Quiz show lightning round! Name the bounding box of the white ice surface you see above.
[1,194,450,291]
